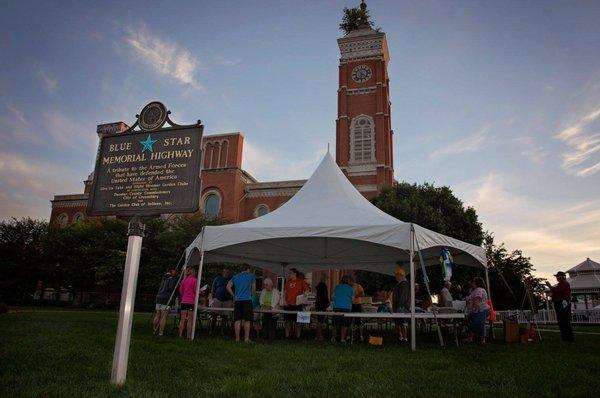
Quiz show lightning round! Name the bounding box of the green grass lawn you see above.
[1,309,599,397]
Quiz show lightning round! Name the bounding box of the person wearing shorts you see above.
[283,268,309,339]
[178,267,198,339]
[227,264,256,343]
[331,275,355,343]
[153,267,178,336]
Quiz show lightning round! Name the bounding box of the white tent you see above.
[185,153,487,349]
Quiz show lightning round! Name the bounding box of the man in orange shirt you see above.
[350,273,365,342]
[283,268,309,338]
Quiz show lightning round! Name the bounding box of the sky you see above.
[1,0,599,280]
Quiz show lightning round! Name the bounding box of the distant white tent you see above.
[185,152,487,349]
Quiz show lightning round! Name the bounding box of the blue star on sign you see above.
[140,134,157,153]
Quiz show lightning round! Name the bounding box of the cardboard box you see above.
[504,320,520,343]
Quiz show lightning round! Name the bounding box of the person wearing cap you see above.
[392,267,410,343]
[546,271,574,342]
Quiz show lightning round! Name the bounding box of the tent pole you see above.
[164,251,187,308]
[410,224,416,351]
[415,241,444,348]
[190,227,206,341]
[484,265,495,340]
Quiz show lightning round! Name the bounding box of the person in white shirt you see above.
[439,281,453,307]
[259,278,281,340]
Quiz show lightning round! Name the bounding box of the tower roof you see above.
[567,258,600,273]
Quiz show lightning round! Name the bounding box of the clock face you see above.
[352,65,372,83]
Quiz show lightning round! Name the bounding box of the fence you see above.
[495,309,600,324]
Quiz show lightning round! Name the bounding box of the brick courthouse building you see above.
[50,9,396,287]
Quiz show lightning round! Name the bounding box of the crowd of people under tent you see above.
[152,264,496,345]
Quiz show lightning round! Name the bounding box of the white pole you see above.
[484,266,494,340]
[111,217,145,386]
[410,224,416,351]
[190,228,206,341]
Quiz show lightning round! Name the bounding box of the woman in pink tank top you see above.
[178,267,198,339]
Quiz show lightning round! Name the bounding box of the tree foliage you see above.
[485,233,546,310]
[0,218,48,301]
[339,5,374,34]
[0,213,225,305]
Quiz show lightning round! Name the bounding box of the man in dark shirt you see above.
[392,268,410,342]
[314,273,330,342]
[209,268,233,334]
[153,267,178,336]
[546,271,574,342]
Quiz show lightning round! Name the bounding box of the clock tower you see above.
[336,3,394,198]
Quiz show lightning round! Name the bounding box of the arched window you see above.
[72,212,84,223]
[204,143,213,169]
[57,213,68,228]
[254,204,269,218]
[211,142,220,169]
[220,140,229,168]
[350,115,375,163]
[204,192,221,219]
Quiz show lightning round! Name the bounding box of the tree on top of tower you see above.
[339,1,375,35]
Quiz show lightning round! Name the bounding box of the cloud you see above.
[515,136,548,164]
[125,26,201,89]
[43,111,97,151]
[0,104,37,144]
[36,68,58,94]
[242,140,323,181]
[0,151,84,220]
[555,106,600,177]
[214,56,242,66]
[429,126,488,159]
[456,174,600,280]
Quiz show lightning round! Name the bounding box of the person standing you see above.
[350,273,365,342]
[153,267,178,336]
[392,268,410,343]
[283,268,309,339]
[331,275,355,343]
[259,278,281,340]
[546,271,574,342]
[178,267,198,339]
[209,268,233,334]
[227,264,256,343]
[314,273,330,342]
[465,277,490,342]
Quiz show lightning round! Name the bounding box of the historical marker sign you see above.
[87,102,203,217]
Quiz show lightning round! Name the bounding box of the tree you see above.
[339,3,374,35]
[357,182,485,294]
[0,218,48,302]
[485,233,546,310]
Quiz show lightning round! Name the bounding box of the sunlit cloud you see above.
[455,174,600,279]
[555,106,600,177]
[125,26,202,89]
[0,152,84,220]
[242,140,323,181]
[430,126,488,159]
[515,136,548,164]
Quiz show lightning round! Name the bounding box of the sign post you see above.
[86,102,203,386]
[111,217,144,386]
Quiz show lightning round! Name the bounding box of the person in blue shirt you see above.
[226,264,256,343]
[209,268,233,335]
[331,275,355,343]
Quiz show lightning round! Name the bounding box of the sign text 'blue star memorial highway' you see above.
[87,102,203,217]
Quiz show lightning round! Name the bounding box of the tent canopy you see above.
[186,153,486,276]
